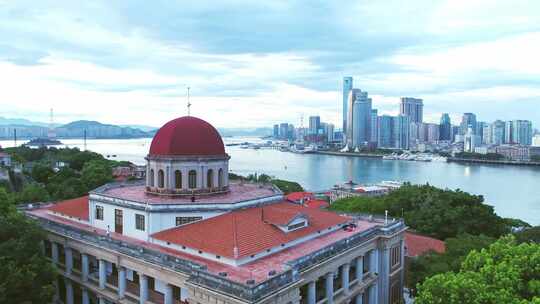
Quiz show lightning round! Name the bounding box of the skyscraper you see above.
[273,124,279,138]
[279,123,289,140]
[460,113,477,135]
[342,77,353,137]
[392,115,410,149]
[370,109,378,144]
[325,123,335,142]
[377,115,394,148]
[491,120,506,145]
[399,97,423,123]
[308,116,321,135]
[439,113,452,141]
[464,127,476,152]
[505,121,513,144]
[426,123,440,143]
[512,120,533,145]
[347,89,372,148]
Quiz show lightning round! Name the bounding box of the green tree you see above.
[329,184,509,240]
[407,234,496,295]
[0,205,57,303]
[515,226,540,244]
[31,163,55,184]
[416,236,540,303]
[80,160,112,190]
[12,184,50,205]
[271,179,304,194]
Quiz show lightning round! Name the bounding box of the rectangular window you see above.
[95,205,104,220]
[287,221,307,231]
[135,214,145,231]
[175,216,203,226]
[391,246,401,268]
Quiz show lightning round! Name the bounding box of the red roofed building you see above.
[26,116,406,304]
[405,232,446,257]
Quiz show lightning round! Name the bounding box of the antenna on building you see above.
[83,129,87,151]
[187,86,191,116]
[385,210,388,225]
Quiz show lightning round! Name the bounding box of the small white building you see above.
[0,152,11,167]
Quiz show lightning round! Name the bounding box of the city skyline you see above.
[1,1,540,128]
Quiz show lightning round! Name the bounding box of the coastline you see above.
[448,157,540,167]
[311,151,384,158]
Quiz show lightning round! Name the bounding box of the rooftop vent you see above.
[246,279,256,285]
[219,272,228,277]
[268,270,276,276]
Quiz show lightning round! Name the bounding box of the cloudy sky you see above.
[1,0,539,128]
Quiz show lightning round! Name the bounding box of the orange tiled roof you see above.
[48,196,89,221]
[405,232,445,257]
[286,192,314,202]
[304,199,330,209]
[151,201,350,259]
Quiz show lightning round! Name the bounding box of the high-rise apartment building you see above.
[309,116,321,135]
[460,113,477,136]
[347,89,372,149]
[490,120,506,145]
[426,123,440,143]
[325,123,335,142]
[439,113,452,141]
[512,120,532,146]
[273,124,279,138]
[392,115,410,150]
[399,97,423,123]
[377,115,394,148]
[370,109,378,144]
[505,121,513,144]
[342,77,353,137]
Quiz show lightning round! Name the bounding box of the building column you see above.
[118,267,126,298]
[342,263,350,294]
[51,242,59,264]
[164,283,174,304]
[82,288,90,304]
[65,247,73,276]
[370,249,379,274]
[355,293,363,304]
[81,253,89,282]
[369,284,378,304]
[325,272,334,304]
[139,273,148,304]
[356,256,364,281]
[98,259,106,289]
[65,279,74,304]
[307,281,316,304]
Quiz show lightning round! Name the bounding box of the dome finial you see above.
[187,86,191,116]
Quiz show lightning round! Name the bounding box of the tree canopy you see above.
[329,184,510,240]
[416,236,540,303]
[0,198,57,303]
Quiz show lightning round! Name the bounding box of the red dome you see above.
[149,116,226,156]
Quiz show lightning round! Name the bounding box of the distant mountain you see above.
[120,124,158,132]
[218,127,272,137]
[0,116,58,127]
[55,120,151,139]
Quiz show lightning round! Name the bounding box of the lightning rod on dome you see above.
[187,86,191,116]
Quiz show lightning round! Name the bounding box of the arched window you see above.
[158,170,165,188]
[175,170,182,189]
[218,168,224,188]
[188,170,197,189]
[207,169,214,188]
[149,169,155,187]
